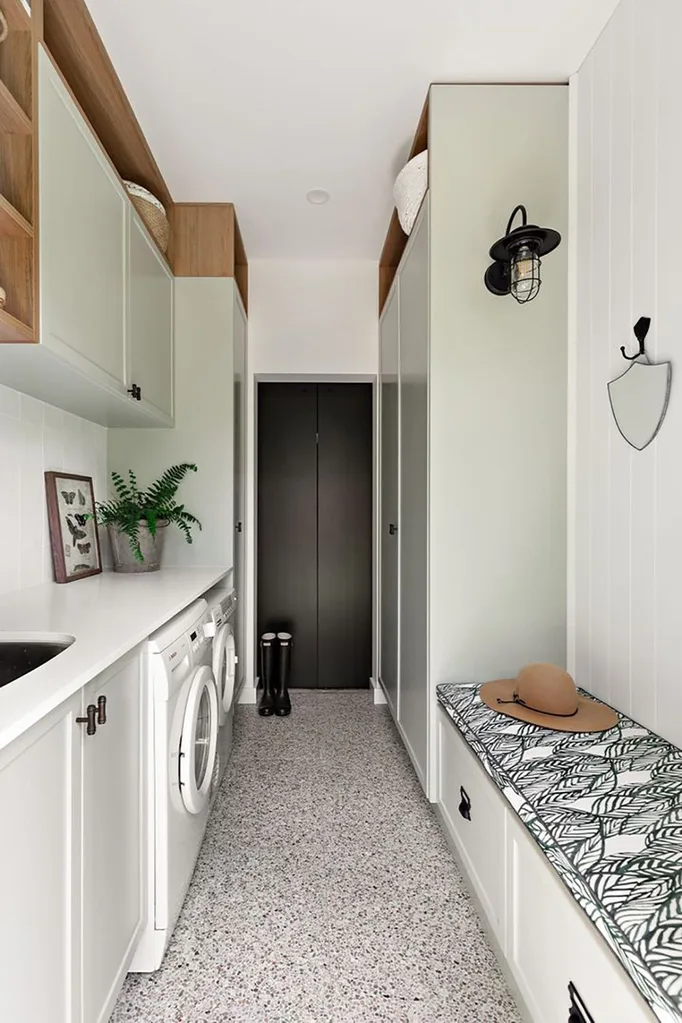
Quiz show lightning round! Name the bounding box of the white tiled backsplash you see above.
[0,383,108,597]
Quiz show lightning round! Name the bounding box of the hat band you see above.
[496,693,579,719]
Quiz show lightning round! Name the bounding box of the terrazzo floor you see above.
[111,690,523,1023]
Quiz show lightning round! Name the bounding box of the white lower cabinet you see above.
[437,708,657,1023]
[0,694,81,1023]
[507,812,655,1023]
[82,654,146,1023]
[437,708,506,944]
[0,649,145,1023]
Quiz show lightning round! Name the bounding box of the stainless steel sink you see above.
[0,634,75,688]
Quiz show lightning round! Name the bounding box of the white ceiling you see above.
[85,0,619,259]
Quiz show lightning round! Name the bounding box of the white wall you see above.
[571,0,682,743]
[241,258,379,696]
[248,259,378,376]
[0,385,108,596]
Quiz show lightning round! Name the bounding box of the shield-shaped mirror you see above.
[608,359,671,451]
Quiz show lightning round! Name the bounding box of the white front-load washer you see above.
[203,583,237,786]
[131,598,219,972]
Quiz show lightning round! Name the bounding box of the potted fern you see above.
[96,464,202,573]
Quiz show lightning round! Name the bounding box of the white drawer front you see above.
[438,707,506,942]
[508,812,656,1023]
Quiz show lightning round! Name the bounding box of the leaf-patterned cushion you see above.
[437,682,682,1023]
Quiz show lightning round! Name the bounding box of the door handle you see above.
[458,786,472,821]
[236,522,243,533]
[97,695,107,725]
[127,383,142,401]
[77,704,97,736]
[389,523,398,536]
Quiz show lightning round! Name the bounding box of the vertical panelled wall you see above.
[571,0,682,744]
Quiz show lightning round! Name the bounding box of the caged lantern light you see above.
[484,204,561,304]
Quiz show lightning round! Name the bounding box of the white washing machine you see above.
[203,583,237,786]
[131,599,219,972]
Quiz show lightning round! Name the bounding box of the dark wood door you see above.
[318,384,373,688]
[257,382,372,689]
[257,384,318,689]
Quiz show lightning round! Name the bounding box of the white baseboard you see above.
[240,680,387,706]
[238,683,257,705]
[370,678,387,705]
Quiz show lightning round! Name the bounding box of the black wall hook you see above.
[621,316,651,361]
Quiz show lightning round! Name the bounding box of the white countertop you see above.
[0,567,230,754]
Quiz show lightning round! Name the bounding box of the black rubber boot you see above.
[274,632,292,716]
[258,633,276,717]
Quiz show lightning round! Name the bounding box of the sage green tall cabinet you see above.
[108,279,247,633]
[232,290,248,694]
[379,86,568,800]
[380,279,400,717]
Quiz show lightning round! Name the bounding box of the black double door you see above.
[257,382,373,689]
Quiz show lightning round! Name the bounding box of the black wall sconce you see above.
[484,204,561,304]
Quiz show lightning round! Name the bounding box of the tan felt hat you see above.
[480,663,618,733]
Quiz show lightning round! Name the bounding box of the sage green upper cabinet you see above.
[128,211,174,422]
[38,47,126,393]
[0,45,175,428]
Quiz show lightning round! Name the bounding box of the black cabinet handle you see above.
[389,523,398,535]
[458,786,472,821]
[77,704,97,736]
[236,522,243,533]
[128,384,142,401]
[97,695,107,726]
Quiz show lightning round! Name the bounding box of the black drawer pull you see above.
[458,786,472,821]
[77,704,97,736]
[97,694,107,725]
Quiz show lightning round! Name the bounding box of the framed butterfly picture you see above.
[45,472,102,583]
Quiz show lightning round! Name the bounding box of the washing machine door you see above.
[179,665,219,815]
[214,622,236,715]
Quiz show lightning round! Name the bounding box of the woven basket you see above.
[124,181,170,253]
[393,151,428,236]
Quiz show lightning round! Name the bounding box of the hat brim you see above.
[479,679,619,733]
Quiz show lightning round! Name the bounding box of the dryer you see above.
[131,599,219,973]
[204,584,237,786]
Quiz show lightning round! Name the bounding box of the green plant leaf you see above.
[96,464,202,559]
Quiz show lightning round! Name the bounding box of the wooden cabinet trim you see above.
[172,202,249,308]
[378,92,429,313]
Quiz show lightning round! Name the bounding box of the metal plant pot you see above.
[108,521,168,574]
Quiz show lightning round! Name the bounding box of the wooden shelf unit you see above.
[0,0,35,338]
[0,76,30,132]
[2,0,31,33]
[379,95,429,314]
[0,191,32,236]
[0,304,34,341]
